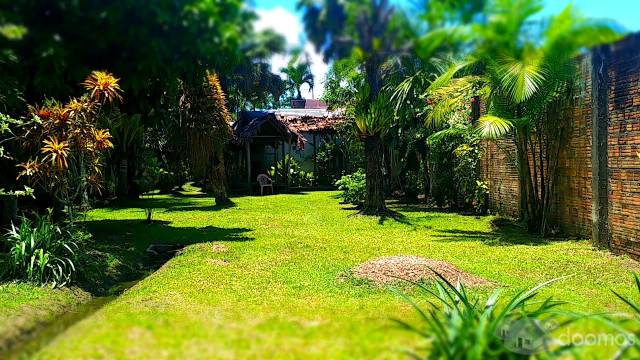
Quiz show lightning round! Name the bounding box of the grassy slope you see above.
[0,283,89,350]
[25,191,640,359]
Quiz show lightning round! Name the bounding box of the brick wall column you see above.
[591,46,610,248]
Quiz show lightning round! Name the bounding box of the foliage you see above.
[179,71,232,204]
[604,274,640,358]
[0,0,260,113]
[281,48,314,100]
[394,274,574,359]
[134,150,163,223]
[427,127,467,207]
[17,71,121,219]
[0,213,81,287]
[425,0,620,233]
[454,139,485,213]
[299,0,405,214]
[268,155,315,187]
[352,86,396,139]
[335,169,366,206]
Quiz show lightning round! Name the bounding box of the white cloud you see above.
[254,7,328,99]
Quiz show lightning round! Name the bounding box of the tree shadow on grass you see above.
[432,218,570,247]
[166,200,237,212]
[77,219,253,295]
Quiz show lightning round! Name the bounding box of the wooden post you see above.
[591,45,610,249]
[273,141,278,186]
[281,139,286,190]
[246,142,252,195]
[287,136,292,190]
[313,132,317,186]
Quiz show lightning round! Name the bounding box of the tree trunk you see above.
[363,135,386,214]
[209,149,230,206]
[515,131,540,233]
[118,158,128,198]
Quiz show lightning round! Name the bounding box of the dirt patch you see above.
[211,244,228,253]
[207,259,229,266]
[352,255,491,287]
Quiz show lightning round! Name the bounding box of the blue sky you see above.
[254,0,640,30]
[252,0,640,99]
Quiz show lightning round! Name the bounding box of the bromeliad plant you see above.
[350,85,396,214]
[17,71,122,220]
[603,274,640,358]
[393,273,575,359]
[0,213,79,287]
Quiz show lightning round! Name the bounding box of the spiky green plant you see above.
[393,272,575,359]
[602,274,640,359]
[0,213,79,287]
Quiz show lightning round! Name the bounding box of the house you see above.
[228,100,346,193]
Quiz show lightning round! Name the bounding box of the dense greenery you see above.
[425,0,620,233]
[0,213,83,287]
[268,155,315,187]
[0,0,631,358]
[335,169,366,206]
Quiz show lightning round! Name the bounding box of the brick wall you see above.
[481,33,640,258]
[551,55,593,237]
[481,140,519,217]
[607,35,640,257]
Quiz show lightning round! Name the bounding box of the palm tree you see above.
[281,50,314,100]
[425,0,619,233]
[299,0,399,214]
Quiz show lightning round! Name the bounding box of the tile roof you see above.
[271,108,346,133]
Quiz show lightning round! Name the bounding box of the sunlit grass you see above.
[7,190,640,359]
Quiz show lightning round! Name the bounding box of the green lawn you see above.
[6,190,640,359]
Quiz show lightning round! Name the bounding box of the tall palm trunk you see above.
[361,60,387,214]
[363,135,386,214]
[208,149,229,205]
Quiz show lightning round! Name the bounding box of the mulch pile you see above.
[352,255,491,287]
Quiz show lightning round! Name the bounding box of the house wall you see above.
[481,33,640,258]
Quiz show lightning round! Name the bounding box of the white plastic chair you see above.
[257,174,273,195]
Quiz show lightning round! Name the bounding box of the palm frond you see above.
[476,115,513,139]
[496,52,546,103]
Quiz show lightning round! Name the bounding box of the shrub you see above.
[393,273,574,359]
[268,155,315,187]
[335,169,366,206]
[0,213,80,287]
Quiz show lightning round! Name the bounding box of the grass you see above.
[4,189,640,358]
[0,283,89,351]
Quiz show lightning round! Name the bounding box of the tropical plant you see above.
[0,213,80,287]
[134,150,163,223]
[299,0,404,215]
[335,169,366,206]
[454,137,486,213]
[179,71,233,205]
[105,112,144,198]
[350,85,396,214]
[424,0,619,234]
[393,273,575,359]
[268,155,315,187]
[17,71,121,221]
[281,49,315,100]
[603,274,640,358]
